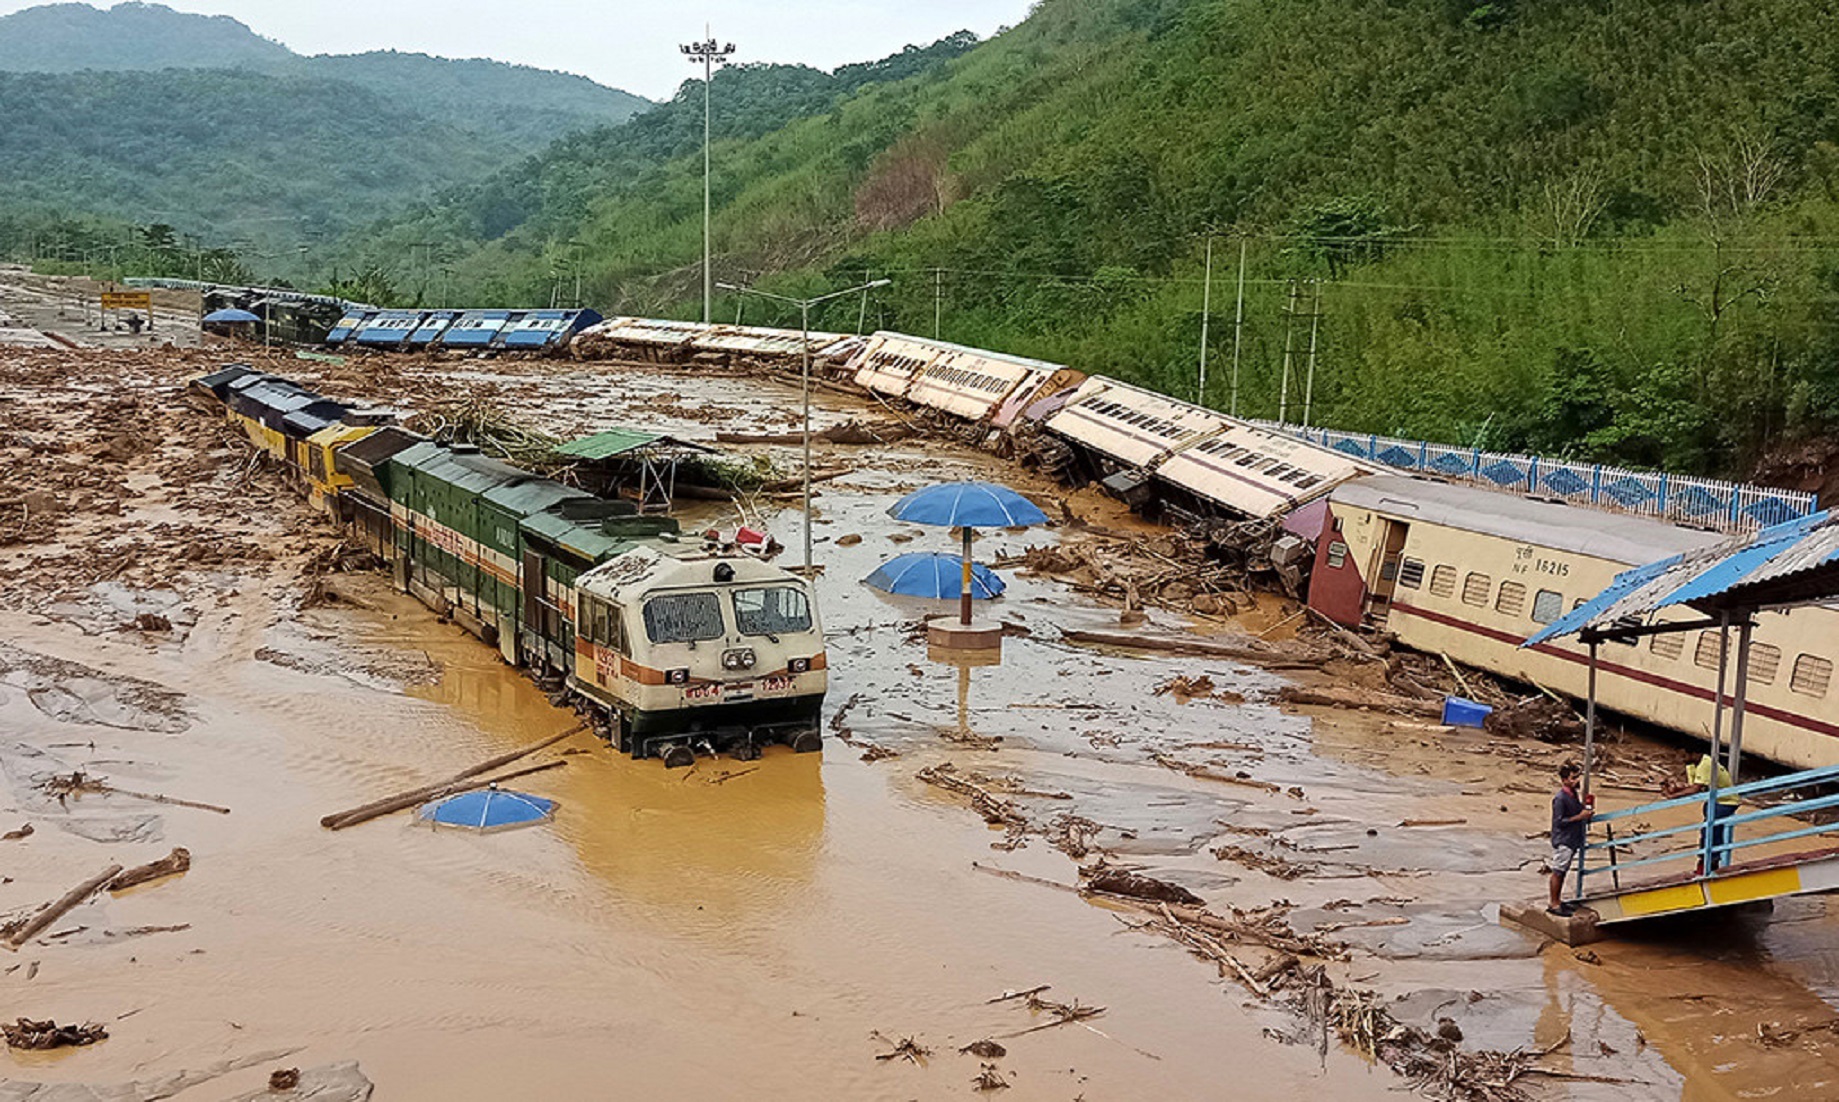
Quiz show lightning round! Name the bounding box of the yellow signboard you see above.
[100,291,152,312]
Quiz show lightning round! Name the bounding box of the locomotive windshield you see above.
[643,592,725,644]
[733,586,812,636]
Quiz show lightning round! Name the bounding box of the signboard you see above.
[100,291,152,312]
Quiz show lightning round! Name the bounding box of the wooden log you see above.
[319,725,583,829]
[324,760,566,831]
[4,864,122,951]
[108,848,190,892]
[1060,628,1324,667]
[1306,608,1382,661]
[1275,686,1442,718]
[95,785,229,815]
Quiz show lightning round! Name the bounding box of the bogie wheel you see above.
[661,743,696,770]
[791,730,822,754]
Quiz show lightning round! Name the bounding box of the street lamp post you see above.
[682,29,736,325]
[717,278,892,573]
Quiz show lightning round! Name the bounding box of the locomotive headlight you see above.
[667,668,690,685]
[788,657,812,674]
[722,648,756,671]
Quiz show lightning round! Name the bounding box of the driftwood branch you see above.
[320,724,584,830]
[108,848,191,892]
[3,864,123,951]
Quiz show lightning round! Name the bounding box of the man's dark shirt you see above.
[1552,786,1585,849]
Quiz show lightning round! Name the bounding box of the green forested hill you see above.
[0,2,291,70]
[348,0,1839,479]
[0,2,649,253]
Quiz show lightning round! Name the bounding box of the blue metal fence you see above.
[1249,421,1815,535]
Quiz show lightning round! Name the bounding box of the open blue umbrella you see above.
[887,481,1049,528]
[203,308,261,324]
[888,481,1045,625]
[866,552,1005,600]
[416,787,557,832]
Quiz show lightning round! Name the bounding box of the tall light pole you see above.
[718,278,892,574]
[683,29,736,324]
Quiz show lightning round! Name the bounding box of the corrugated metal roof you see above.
[1333,475,1720,566]
[1526,509,1839,645]
[554,428,666,459]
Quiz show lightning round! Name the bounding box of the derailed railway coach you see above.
[1307,475,1839,771]
[191,365,827,764]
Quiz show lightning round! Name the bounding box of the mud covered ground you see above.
[3,344,1838,1101]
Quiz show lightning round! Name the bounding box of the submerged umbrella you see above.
[202,308,261,324]
[416,787,557,832]
[887,481,1047,626]
[866,552,1006,600]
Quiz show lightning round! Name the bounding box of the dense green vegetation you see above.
[344,0,1839,480]
[0,1,291,71]
[0,2,648,259]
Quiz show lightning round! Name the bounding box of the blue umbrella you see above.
[203,308,261,324]
[416,787,557,832]
[888,481,1045,625]
[866,552,1006,600]
[887,481,1049,528]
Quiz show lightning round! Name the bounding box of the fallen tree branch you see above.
[3,864,123,951]
[108,848,191,892]
[320,725,583,829]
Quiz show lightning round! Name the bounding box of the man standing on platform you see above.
[1664,753,1740,874]
[1549,762,1593,916]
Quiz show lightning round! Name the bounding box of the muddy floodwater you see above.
[4,347,1838,1100]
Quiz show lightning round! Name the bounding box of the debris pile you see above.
[3,1017,108,1050]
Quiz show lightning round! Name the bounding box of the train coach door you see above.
[1365,519,1411,629]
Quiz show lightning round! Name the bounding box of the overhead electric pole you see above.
[1278,280,1299,424]
[1230,238,1247,418]
[1197,235,1213,406]
[682,28,737,324]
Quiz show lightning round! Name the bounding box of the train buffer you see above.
[1504,763,1839,945]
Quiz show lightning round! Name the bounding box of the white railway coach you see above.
[904,339,1085,426]
[691,325,843,361]
[1155,421,1374,520]
[1308,475,1839,770]
[850,331,951,398]
[1044,376,1227,472]
[578,316,714,361]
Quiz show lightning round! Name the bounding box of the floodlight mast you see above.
[717,278,893,573]
[682,29,737,324]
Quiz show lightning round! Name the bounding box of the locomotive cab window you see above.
[643,592,726,644]
[733,586,813,637]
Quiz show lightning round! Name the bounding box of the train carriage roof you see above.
[192,364,257,399]
[1331,475,1722,565]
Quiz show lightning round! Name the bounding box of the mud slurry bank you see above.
[1,346,1837,1100]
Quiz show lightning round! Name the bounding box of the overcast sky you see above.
[0,0,1036,99]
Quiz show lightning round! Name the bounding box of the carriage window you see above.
[1791,654,1832,697]
[1496,581,1527,618]
[1531,589,1565,624]
[733,586,812,636]
[1650,633,1684,661]
[1747,643,1783,685]
[1326,541,1348,569]
[1429,565,1457,598]
[1397,558,1425,589]
[1461,572,1491,607]
[643,592,725,644]
[1694,631,1725,670]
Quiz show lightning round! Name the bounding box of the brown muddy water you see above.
[4,356,1837,1100]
